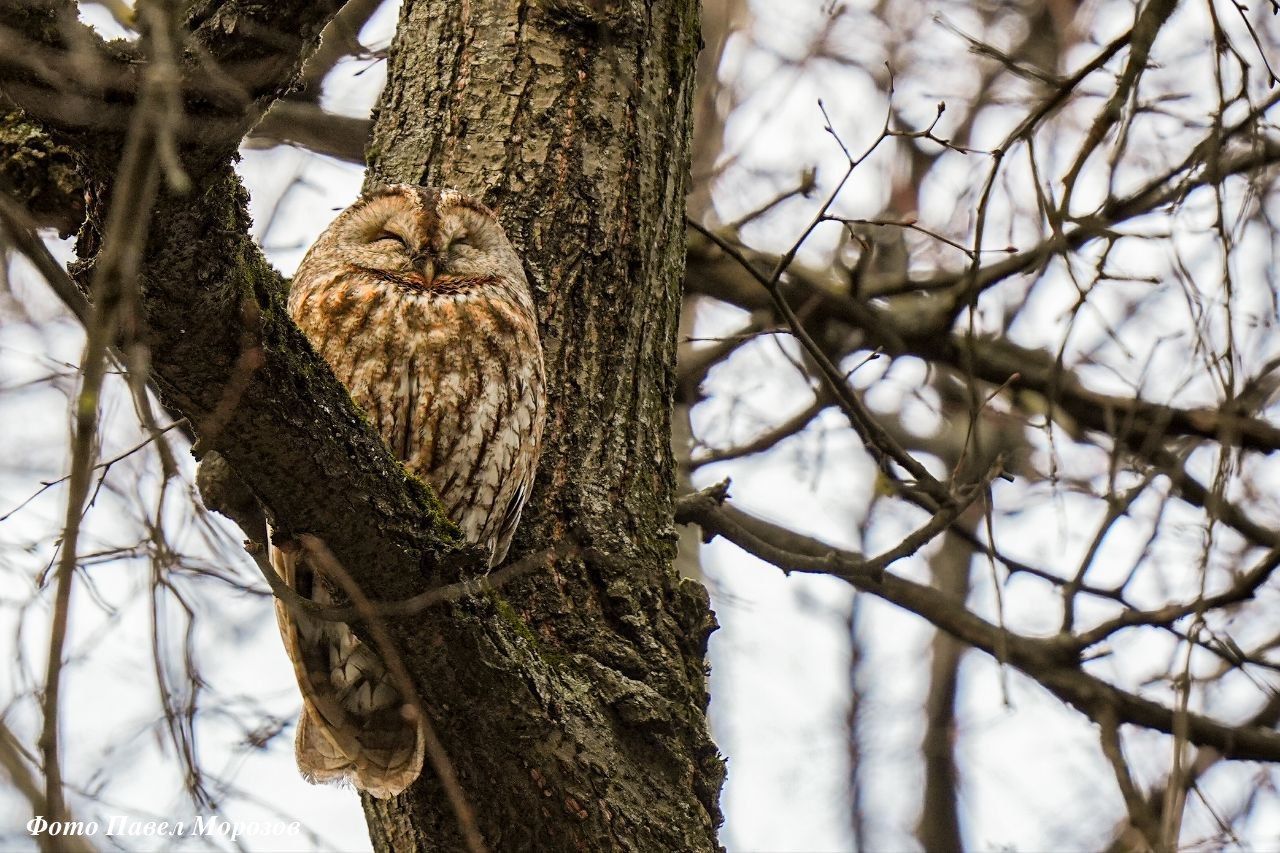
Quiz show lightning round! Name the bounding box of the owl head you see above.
[302,185,529,298]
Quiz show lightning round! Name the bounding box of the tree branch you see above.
[686,198,1280,458]
[675,486,1280,764]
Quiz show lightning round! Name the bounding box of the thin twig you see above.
[251,544,570,624]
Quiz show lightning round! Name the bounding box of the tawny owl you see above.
[272,185,546,799]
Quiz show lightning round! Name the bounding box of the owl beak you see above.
[414,253,436,284]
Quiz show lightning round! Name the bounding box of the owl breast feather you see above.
[290,268,545,563]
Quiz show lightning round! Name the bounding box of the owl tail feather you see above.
[270,539,426,800]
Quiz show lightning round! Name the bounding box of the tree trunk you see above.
[359,1,722,849]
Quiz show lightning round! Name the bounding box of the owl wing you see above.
[269,532,425,799]
[477,341,547,567]
[491,481,528,567]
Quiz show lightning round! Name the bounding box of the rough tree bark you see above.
[360,1,721,849]
[0,1,721,850]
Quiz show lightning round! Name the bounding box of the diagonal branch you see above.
[686,183,1280,457]
[676,486,1280,764]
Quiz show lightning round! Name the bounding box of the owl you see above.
[271,185,547,798]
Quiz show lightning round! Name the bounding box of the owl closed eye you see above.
[321,188,520,292]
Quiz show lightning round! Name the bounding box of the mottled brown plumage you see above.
[272,185,546,798]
